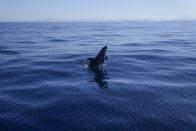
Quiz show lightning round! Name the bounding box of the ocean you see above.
[0,21,196,131]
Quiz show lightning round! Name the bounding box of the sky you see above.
[0,0,196,21]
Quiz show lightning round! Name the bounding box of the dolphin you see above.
[87,46,108,67]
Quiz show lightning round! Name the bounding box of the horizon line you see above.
[1,18,196,22]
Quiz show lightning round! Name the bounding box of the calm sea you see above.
[0,21,196,131]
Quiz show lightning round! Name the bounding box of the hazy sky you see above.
[0,0,196,21]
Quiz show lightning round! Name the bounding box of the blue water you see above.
[0,21,196,131]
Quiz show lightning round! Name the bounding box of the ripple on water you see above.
[0,50,19,55]
[14,41,36,44]
[48,39,72,43]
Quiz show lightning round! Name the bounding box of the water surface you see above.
[0,21,196,131]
